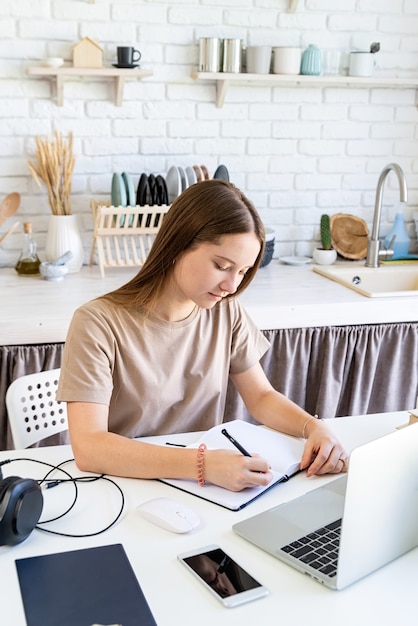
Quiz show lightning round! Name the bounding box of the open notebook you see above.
[159,420,304,511]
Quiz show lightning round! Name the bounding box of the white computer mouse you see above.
[137,497,201,533]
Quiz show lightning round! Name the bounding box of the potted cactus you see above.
[313,214,337,265]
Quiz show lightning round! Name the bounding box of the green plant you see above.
[320,214,333,250]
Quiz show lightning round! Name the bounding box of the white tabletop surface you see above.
[1,260,418,345]
[0,411,415,626]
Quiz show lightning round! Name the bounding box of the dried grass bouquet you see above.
[28,131,75,216]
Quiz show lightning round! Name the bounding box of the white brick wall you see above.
[0,0,417,266]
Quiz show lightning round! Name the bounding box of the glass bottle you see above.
[15,222,41,275]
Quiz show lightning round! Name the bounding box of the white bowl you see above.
[264,226,276,242]
[40,262,68,281]
[43,57,64,68]
[261,227,276,267]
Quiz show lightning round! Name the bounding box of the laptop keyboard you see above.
[280,518,342,578]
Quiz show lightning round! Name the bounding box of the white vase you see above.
[45,215,84,273]
[313,248,337,265]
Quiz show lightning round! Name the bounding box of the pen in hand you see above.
[222,428,270,476]
[221,428,252,457]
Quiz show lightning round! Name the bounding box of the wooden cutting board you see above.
[330,213,369,259]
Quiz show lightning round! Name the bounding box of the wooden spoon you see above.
[0,220,20,246]
[0,193,20,228]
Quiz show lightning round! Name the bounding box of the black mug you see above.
[117,46,141,66]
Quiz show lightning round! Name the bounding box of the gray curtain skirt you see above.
[1,322,417,450]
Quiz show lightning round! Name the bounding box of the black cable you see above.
[0,457,125,538]
[36,476,125,538]
[21,457,79,522]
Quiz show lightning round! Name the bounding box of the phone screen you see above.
[179,545,267,607]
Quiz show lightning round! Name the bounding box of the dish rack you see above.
[90,201,171,277]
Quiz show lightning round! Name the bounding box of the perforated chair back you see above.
[5,368,68,449]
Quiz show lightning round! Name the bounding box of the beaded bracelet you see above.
[197,443,207,487]
[302,414,321,439]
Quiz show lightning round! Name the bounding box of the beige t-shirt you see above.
[57,296,270,438]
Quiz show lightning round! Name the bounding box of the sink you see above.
[313,265,418,298]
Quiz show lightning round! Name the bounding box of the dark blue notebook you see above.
[15,543,157,626]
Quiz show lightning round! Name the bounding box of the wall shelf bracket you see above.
[216,79,230,108]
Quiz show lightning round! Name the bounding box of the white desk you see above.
[0,412,415,626]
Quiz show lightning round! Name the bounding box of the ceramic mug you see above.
[348,52,375,77]
[246,45,272,74]
[272,47,302,75]
[117,46,141,67]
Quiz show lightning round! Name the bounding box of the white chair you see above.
[5,368,68,449]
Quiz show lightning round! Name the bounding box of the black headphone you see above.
[0,475,43,546]
[0,459,125,544]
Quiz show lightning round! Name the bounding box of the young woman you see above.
[57,179,347,491]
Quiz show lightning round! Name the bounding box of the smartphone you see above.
[178,544,269,608]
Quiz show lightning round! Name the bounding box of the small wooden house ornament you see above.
[73,37,103,68]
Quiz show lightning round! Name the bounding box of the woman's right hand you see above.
[67,401,273,489]
[204,449,273,492]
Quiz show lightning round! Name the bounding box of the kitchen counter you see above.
[1,261,417,450]
[1,260,418,346]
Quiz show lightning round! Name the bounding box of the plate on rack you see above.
[166,166,182,203]
[148,173,157,205]
[111,173,127,208]
[177,166,188,193]
[156,174,168,205]
[279,256,312,266]
[136,173,151,206]
[185,166,197,186]
[213,164,230,182]
[193,164,204,182]
[122,172,135,206]
[200,164,210,180]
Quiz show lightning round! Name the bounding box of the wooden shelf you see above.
[26,66,153,106]
[191,71,418,107]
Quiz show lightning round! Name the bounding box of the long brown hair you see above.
[104,179,265,309]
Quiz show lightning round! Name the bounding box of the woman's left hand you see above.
[300,422,348,477]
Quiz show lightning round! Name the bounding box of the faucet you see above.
[365,163,408,268]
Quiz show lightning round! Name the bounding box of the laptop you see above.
[233,422,418,590]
